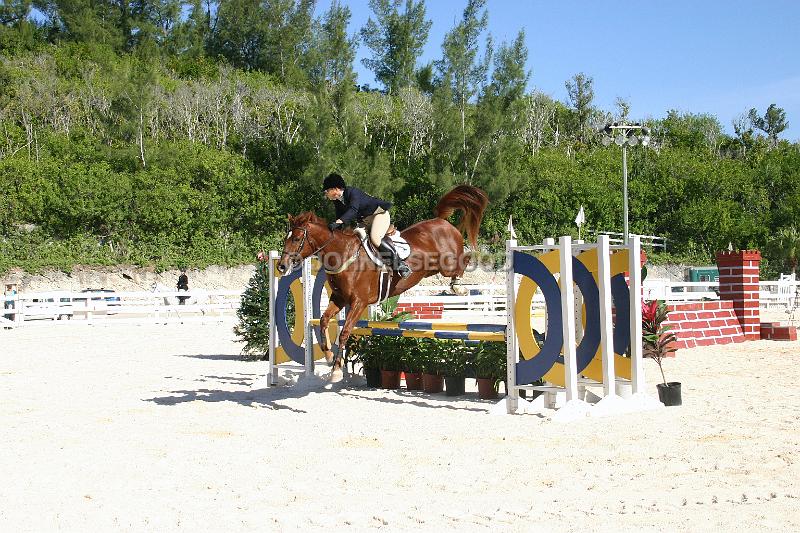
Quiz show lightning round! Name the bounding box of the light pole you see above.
[601,122,651,244]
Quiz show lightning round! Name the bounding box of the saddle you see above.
[354,225,411,268]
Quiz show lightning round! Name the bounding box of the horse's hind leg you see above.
[449,252,471,295]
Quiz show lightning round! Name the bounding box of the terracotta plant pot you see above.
[476,377,498,399]
[404,372,423,390]
[380,369,401,389]
[422,373,443,393]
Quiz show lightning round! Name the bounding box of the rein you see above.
[281,224,346,273]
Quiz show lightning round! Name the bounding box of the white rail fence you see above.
[3,278,797,329]
[2,289,242,328]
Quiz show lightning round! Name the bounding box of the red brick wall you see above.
[715,250,761,340]
[663,301,746,349]
[760,322,799,341]
[394,302,443,320]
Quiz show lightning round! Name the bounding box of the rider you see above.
[322,173,411,279]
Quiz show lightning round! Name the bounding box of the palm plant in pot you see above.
[441,340,469,397]
[347,334,380,387]
[420,339,444,393]
[642,299,680,406]
[401,338,424,390]
[473,341,507,399]
[375,336,403,389]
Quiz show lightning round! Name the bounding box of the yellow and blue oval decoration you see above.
[274,265,339,364]
[512,248,632,387]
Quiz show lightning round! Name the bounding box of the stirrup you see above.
[396,262,412,279]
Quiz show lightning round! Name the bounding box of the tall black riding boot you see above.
[377,239,412,279]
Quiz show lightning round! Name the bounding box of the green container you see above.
[687,267,719,282]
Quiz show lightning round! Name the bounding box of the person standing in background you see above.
[177,270,189,305]
[3,283,17,325]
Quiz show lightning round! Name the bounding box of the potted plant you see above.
[376,336,402,389]
[473,341,507,399]
[401,338,424,390]
[441,340,469,397]
[420,339,444,393]
[347,334,380,387]
[642,299,680,406]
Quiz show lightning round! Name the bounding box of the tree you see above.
[749,104,788,148]
[768,226,800,275]
[565,72,593,143]
[233,258,271,360]
[33,0,127,48]
[360,0,431,94]
[1,0,30,25]
[470,29,528,198]
[171,0,210,58]
[488,30,528,106]
[435,0,490,179]
[210,0,314,84]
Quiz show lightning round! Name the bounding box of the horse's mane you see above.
[293,211,328,227]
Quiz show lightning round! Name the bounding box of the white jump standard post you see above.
[597,235,616,397]
[505,237,518,414]
[302,256,314,378]
[267,250,280,387]
[629,235,644,394]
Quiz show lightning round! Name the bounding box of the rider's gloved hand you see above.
[328,222,343,231]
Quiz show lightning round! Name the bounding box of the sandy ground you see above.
[2,322,799,532]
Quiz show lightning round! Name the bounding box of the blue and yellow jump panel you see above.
[504,234,644,414]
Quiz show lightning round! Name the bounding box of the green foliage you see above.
[437,339,471,377]
[642,300,678,386]
[233,261,270,360]
[473,340,506,382]
[0,6,797,277]
[360,0,431,94]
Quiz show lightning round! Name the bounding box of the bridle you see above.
[280,224,336,272]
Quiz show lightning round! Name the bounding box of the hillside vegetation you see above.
[1,1,798,276]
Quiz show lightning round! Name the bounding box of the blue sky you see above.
[317,0,800,140]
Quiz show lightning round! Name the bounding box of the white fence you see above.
[3,277,797,330]
[2,289,242,328]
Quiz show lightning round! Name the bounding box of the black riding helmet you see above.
[322,173,346,191]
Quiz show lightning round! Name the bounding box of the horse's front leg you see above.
[319,299,343,365]
[331,300,367,378]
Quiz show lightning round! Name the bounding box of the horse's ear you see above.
[287,214,293,222]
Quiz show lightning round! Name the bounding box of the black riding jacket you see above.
[334,186,392,224]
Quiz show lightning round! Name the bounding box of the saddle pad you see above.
[356,229,412,266]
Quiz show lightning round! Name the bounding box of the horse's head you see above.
[277,212,330,274]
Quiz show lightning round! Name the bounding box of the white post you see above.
[268,251,279,386]
[505,238,518,414]
[597,235,615,396]
[628,236,644,393]
[302,257,314,378]
[559,236,578,402]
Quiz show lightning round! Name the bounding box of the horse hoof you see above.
[329,368,344,383]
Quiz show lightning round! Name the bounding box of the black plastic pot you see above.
[445,375,465,396]
[657,382,682,406]
[365,366,381,388]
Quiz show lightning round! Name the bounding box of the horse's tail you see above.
[435,185,489,249]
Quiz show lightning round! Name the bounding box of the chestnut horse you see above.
[277,185,488,376]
